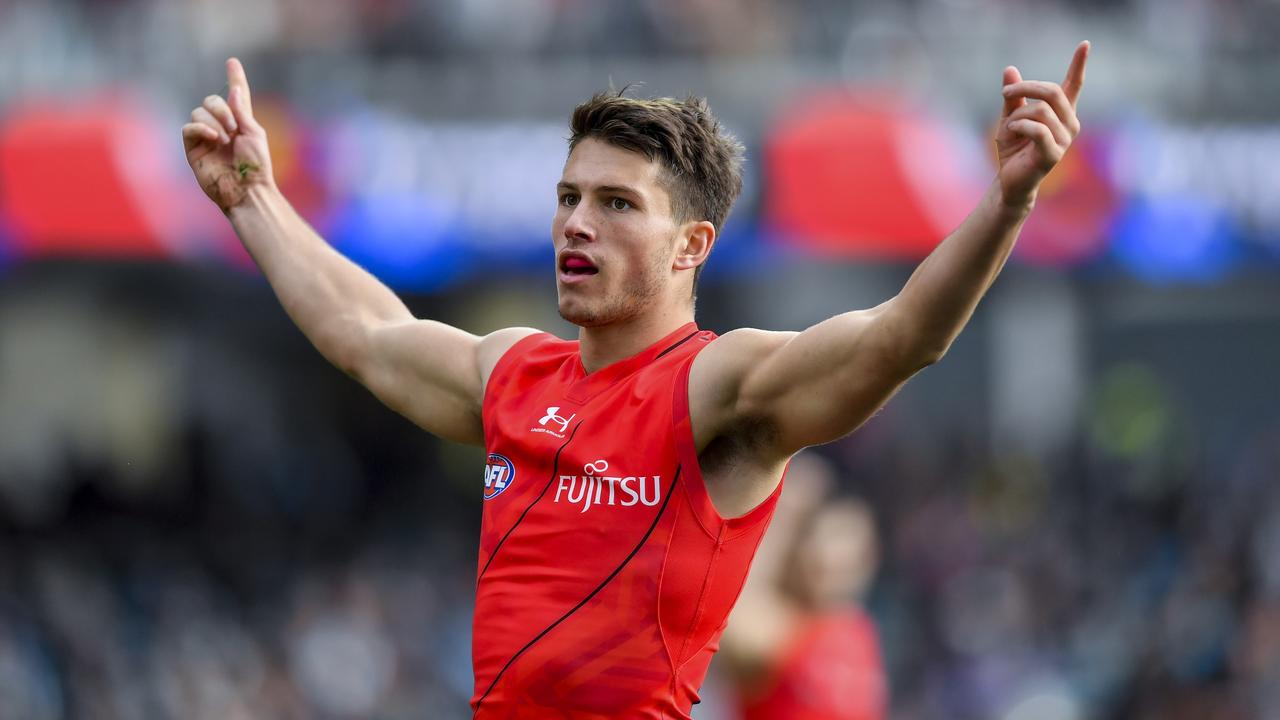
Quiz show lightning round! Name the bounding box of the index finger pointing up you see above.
[1001,65,1025,119]
[226,57,254,127]
[1062,41,1090,107]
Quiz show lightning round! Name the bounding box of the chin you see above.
[558,302,608,328]
[558,296,640,328]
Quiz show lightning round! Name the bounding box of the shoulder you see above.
[706,327,797,355]
[692,328,797,400]
[477,327,546,387]
[687,328,796,448]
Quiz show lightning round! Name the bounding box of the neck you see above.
[578,304,693,374]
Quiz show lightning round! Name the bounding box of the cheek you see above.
[627,245,666,281]
[550,210,566,240]
[797,538,822,574]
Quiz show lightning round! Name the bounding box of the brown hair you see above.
[568,91,745,291]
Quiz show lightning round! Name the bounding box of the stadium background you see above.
[2,0,1279,718]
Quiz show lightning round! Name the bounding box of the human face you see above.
[552,138,682,328]
[792,502,879,607]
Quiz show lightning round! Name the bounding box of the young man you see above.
[183,41,1088,718]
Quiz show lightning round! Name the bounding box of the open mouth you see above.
[559,255,599,277]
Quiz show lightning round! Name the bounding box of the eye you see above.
[608,197,632,211]
[560,193,579,207]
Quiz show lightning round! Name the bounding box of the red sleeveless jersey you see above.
[738,608,887,720]
[473,321,783,718]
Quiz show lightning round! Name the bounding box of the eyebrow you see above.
[557,181,644,198]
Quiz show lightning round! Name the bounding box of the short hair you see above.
[568,91,745,290]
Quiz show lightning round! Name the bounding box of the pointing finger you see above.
[1001,66,1025,119]
[226,57,256,130]
[226,57,252,106]
[1062,40,1089,107]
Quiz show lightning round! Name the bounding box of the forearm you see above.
[227,184,412,372]
[887,179,1033,361]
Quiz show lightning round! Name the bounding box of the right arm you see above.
[227,185,537,445]
[184,59,537,446]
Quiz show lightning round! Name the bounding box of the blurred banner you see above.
[0,97,196,259]
[764,89,986,259]
[3,91,1279,288]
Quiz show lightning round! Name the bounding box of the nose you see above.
[562,203,595,244]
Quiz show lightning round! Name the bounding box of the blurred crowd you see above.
[1,265,1279,719]
[4,0,1276,64]
[0,267,488,719]
[842,399,1280,719]
[0,529,476,719]
[4,0,1279,123]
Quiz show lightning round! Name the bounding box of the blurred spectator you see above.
[720,452,888,720]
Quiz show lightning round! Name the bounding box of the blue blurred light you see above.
[699,220,769,272]
[1111,195,1238,283]
[329,194,471,292]
[469,229,553,271]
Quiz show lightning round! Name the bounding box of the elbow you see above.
[876,312,949,367]
[896,320,956,370]
[333,347,365,381]
[317,320,371,380]
[875,303,950,372]
[915,342,948,368]
[893,337,948,372]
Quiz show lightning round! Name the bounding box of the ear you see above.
[674,220,716,272]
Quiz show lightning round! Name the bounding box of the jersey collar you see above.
[565,321,700,404]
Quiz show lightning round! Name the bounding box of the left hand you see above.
[995,41,1090,209]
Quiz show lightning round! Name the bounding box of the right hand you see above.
[183,58,274,214]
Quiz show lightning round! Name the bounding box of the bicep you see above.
[352,320,494,446]
[737,305,928,454]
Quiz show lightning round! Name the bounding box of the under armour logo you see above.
[538,406,575,433]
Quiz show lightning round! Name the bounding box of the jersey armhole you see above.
[672,356,784,539]
[481,332,553,435]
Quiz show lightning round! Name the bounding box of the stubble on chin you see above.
[558,294,634,328]
[558,301,603,327]
[558,272,662,328]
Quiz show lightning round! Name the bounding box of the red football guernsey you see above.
[738,608,887,720]
[473,321,783,718]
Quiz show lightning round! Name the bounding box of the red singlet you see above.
[473,322,783,718]
[738,608,887,720]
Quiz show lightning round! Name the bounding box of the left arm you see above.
[693,42,1090,458]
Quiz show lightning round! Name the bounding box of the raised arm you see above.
[693,42,1090,459]
[183,59,536,446]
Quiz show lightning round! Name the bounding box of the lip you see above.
[557,250,598,285]
[558,269,594,285]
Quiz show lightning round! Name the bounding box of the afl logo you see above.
[484,453,515,500]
